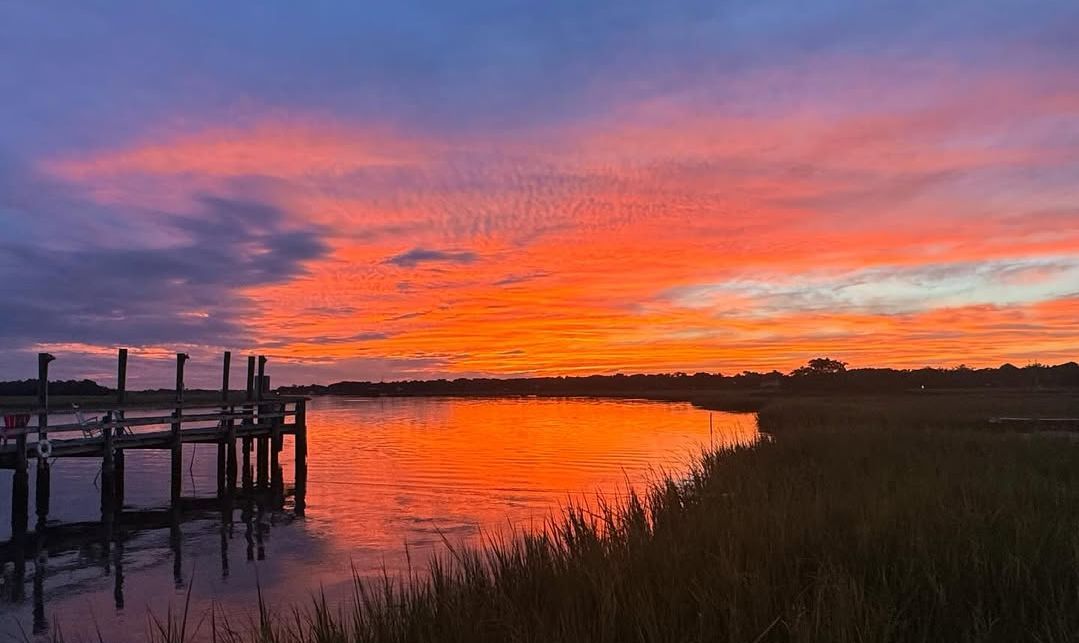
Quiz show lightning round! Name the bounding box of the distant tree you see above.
[0,378,111,397]
[791,358,848,377]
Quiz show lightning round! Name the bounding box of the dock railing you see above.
[1,349,309,537]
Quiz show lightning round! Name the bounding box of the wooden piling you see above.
[114,349,127,507]
[115,449,125,507]
[242,438,253,490]
[101,424,116,597]
[170,409,181,505]
[222,351,237,488]
[17,353,53,536]
[35,456,50,523]
[270,401,282,499]
[116,348,128,405]
[171,353,189,507]
[217,351,231,496]
[102,424,115,514]
[257,355,267,403]
[216,445,226,496]
[37,353,53,443]
[242,356,255,489]
[227,406,238,486]
[257,435,269,488]
[256,356,269,487]
[295,399,307,516]
[246,355,256,401]
[10,528,26,602]
[12,435,28,536]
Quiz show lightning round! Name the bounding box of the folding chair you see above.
[72,403,101,438]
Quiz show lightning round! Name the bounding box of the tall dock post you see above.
[114,349,127,507]
[269,372,282,501]
[12,434,28,538]
[270,399,283,506]
[115,446,125,509]
[171,353,189,508]
[295,399,307,516]
[222,351,238,489]
[255,356,268,488]
[10,524,27,602]
[31,353,55,529]
[36,353,53,444]
[217,351,231,497]
[34,458,49,525]
[101,424,115,515]
[116,348,127,403]
[242,356,255,490]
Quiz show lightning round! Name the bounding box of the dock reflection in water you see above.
[3,477,296,636]
[0,397,756,641]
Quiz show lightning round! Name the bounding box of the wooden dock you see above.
[2,349,309,539]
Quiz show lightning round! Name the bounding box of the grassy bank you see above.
[163,417,1079,642]
[755,391,1079,433]
[640,389,772,412]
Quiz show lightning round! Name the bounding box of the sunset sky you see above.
[1,1,1078,386]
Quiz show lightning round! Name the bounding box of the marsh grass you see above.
[757,392,1079,433]
[132,420,1079,643]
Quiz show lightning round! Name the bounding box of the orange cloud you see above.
[38,63,1079,380]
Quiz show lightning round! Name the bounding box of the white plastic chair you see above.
[72,403,101,438]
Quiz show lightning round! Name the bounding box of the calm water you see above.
[0,397,755,641]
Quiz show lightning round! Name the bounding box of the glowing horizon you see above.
[2,2,1078,387]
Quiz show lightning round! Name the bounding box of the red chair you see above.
[2,414,31,446]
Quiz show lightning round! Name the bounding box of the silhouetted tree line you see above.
[0,378,111,397]
[276,360,1079,397]
[3,360,1075,399]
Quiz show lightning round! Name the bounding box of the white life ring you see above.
[36,439,52,459]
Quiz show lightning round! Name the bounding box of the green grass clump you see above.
[162,423,1079,643]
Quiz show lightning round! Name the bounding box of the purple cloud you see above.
[385,248,478,268]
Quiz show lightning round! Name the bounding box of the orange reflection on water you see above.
[0,397,756,641]
[280,397,755,580]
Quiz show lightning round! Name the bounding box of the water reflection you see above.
[113,535,125,610]
[0,397,754,641]
[2,468,297,634]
